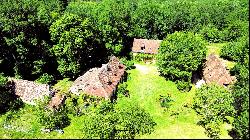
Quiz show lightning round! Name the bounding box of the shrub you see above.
[176,81,192,92]
[35,96,70,130]
[199,24,223,43]
[52,78,73,96]
[0,73,24,114]
[65,93,104,116]
[156,32,207,91]
[116,82,129,98]
[159,94,173,108]
[133,53,155,62]
[119,57,135,70]
[230,43,249,139]
[220,36,249,61]
[193,84,235,138]
[223,20,248,42]
[35,73,54,84]
[233,110,249,139]
[81,99,156,139]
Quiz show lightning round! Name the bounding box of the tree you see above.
[156,31,207,91]
[0,0,62,80]
[50,13,108,79]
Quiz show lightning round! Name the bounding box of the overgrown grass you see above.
[126,63,232,139]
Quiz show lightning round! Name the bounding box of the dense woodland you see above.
[0,0,249,139]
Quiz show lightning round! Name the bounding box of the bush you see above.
[65,93,103,116]
[35,73,54,84]
[52,78,73,96]
[116,82,129,98]
[35,96,70,130]
[193,84,235,138]
[176,81,192,92]
[223,20,248,42]
[220,36,249,61]
[199,24,223,43]
[159,94,173,108]
[156,32,207,91]
[81,99,156,139]
[133,53,155,62]
[230,42,249,139]
[119,57,135,70]
[0,73,24,114]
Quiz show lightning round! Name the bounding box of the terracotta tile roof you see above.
[132,38,162,54]
[70,56,126,99]
[9,79,50,105]
[203,54,235,86]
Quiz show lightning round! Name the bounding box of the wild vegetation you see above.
[0,0,249,139]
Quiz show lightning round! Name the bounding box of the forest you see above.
[0,0,249,139]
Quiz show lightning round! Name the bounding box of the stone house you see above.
[132,38,162,54]
[69,56,126,99]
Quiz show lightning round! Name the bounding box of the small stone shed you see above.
[132,38,162,54]
[9,79,51,105]
[8,78,65,109]
[203,54,236,86]
[70,56,126,99]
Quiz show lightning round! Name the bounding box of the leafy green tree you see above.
[156,32,207,91]
[50,13,107,78]
[0,0,62,80]
[193,84,235,139]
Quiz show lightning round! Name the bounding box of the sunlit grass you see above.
[206,43,227,56]
[126,63,232,139]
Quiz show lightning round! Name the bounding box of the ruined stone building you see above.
[70,56,126,99]
[7,56,125,108]
[132,38,162,54]
[203,54,236,86]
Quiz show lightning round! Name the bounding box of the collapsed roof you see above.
[70,56,126,99]
[203,54,236,86]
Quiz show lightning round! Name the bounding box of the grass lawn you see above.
[126,63,232,139]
